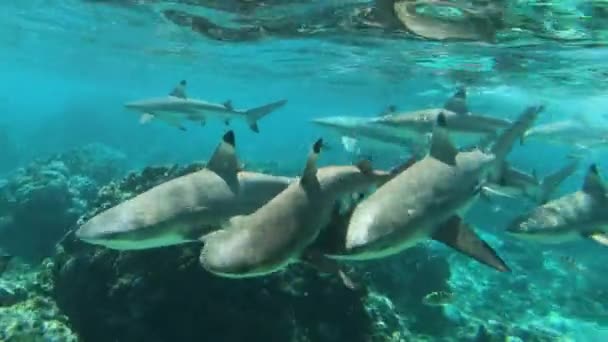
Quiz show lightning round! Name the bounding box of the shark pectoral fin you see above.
[207,130,240,190]
[538,160,579,203]
[341,136,359,154]
[244,99,288,133]
[582,164,606,197]
[169,80,188,99]
[429,113,458,165]
[139,113,155,124]
[585,232,608,247]
[300,138,323,187]
[432,216,511,272]
[155,114,186,131]
[223,100,234,111]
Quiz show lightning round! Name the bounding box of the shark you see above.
[523,119,608,151]
[506,164,608,247]
[75,130,294,250]
[371,88,512,136]
[124,80,288,132]
[199,139,404,278]
[311,88,510,157]
[467,104,579,205]
[310,115,426,156]
[385,0,499,42]
[327,113,511,272]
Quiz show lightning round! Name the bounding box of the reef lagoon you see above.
[1,1,608,341]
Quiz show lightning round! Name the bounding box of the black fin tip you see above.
[437,112,447,127]
[313,138,324,153]
[223,130,236,146]
[590,163,599,174]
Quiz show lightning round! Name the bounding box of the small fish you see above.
[560,255,578,269]
[422,290,454,306]
[0,254,13,275]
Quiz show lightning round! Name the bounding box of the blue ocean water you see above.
[2,1,608,341]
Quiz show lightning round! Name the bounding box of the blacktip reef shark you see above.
[327,113,511,272]
[461,104,578,205]
[75,130,293,250]
[124,80,288,132]
[311,115,427,156]
[379,0,499,42]
[506,164,608,247]
[523,118,608,152]
[371,87,512,137]
[311,87,510,156]
[200,139,409,278]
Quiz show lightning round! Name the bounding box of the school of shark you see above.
[74,80,607,288]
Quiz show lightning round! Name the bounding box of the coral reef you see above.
[0,143,127,262]
[0,262,77,342]
[48,161,569,342]
[49,163,391,342]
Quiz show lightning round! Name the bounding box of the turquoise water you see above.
[2,1,608,341]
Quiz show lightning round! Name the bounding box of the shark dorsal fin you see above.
[207,130,239,188]
[355,159,373,175]
[429,112,458,165]
[301,138,323,187]
[223,100,234,111]
[443,87,468,115]
[582,164,606,196]
[169,80,188,99]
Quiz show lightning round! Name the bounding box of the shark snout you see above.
[311,117,342,128]
[344,211,377,251]
[124,101,143,110]
[74,223,103,243]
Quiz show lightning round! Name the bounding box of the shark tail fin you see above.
[432,215,511,273]
[244,99,288,133]
[537,160,579,204]
[491,104,544,158]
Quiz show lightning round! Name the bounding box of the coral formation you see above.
[0,143,127,262]
[49,163,394,342]
[0,262,77,341]
[2,159,589,341]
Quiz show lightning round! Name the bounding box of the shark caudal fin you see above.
[536,159,579,204]
[492,104,544,160]
[244,99,288,133]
